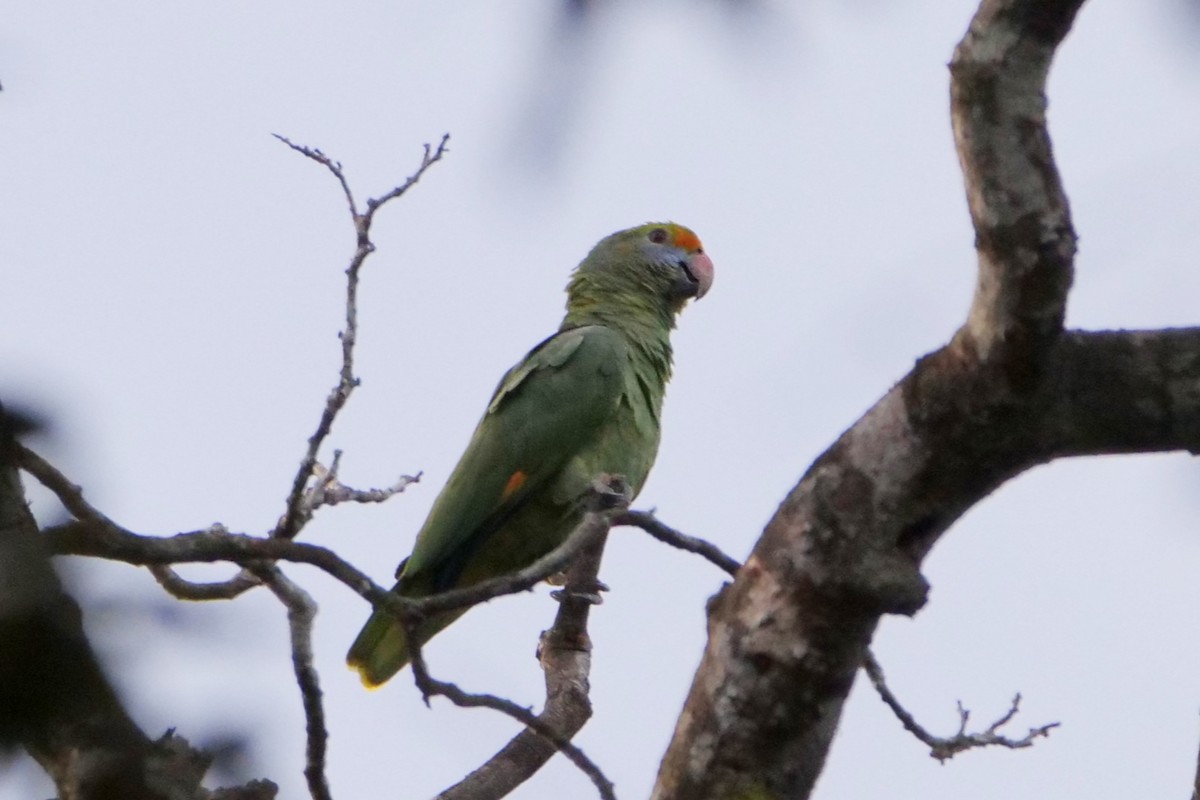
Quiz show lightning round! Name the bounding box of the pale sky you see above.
[5,1,1200,798]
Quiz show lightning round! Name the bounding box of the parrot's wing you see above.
[400,324,626,589]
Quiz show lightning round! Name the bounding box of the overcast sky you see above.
[5,1,1200,798]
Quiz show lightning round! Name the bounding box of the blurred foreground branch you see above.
[1,406,275,799]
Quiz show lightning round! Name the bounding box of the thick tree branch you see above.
[951,1,1078,368]
[651,325,1200,799]
[1043,329,1200,457]
[648,3,1200,799]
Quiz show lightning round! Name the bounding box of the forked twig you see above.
[272,134,448,542]
[863,649,1059,762]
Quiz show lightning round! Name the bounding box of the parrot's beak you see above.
[682,251,714,300]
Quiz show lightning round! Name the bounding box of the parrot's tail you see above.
[346,598,465,688]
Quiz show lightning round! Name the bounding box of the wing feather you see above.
[400,325,625,587]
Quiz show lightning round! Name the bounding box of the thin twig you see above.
[615,509,741,576]
[410,640,615,799]
[862,649,1059,762]
[272,134,448,541]
[271,135,359,219]
[259,566,331,800]
[308,454,421,510]
[362,135,452,222]
[148,564,261,600]
[15,442,118,528]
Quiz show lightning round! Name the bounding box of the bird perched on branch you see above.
[347,222,714,687]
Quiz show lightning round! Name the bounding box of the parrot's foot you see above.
[551,577,609,606]
[587,474,632,511]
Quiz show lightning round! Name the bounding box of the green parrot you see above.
[347,222,714,687]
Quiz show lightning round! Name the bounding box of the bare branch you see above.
[410,640,615,800]
[616,509,741,576]
[271,135,359,219]
[148,564,260,601]
[861,650,1058,762]
[14,440,120,530]
[43,515,408,612]
[259,567,331,800]
[307,453,421,511]
[363,134,452,223]
[437,497,617,800]
[273,134,448,542]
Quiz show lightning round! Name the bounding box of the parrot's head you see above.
[566,222,714,326]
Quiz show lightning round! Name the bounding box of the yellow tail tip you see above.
[347,658,384,690]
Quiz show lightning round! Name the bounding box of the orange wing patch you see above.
[501,470,528,501]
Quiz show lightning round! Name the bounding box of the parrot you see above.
[346,222,714,687]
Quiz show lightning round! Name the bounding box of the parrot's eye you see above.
[648,228,669,244]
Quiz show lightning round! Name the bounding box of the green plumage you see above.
[347,222,713,687]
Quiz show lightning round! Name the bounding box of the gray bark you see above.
[649,2,1200,798]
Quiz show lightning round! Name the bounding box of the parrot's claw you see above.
[551,587,605,605]
[587,474,632,511]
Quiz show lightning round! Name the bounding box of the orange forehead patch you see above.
[669,224,703,253]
